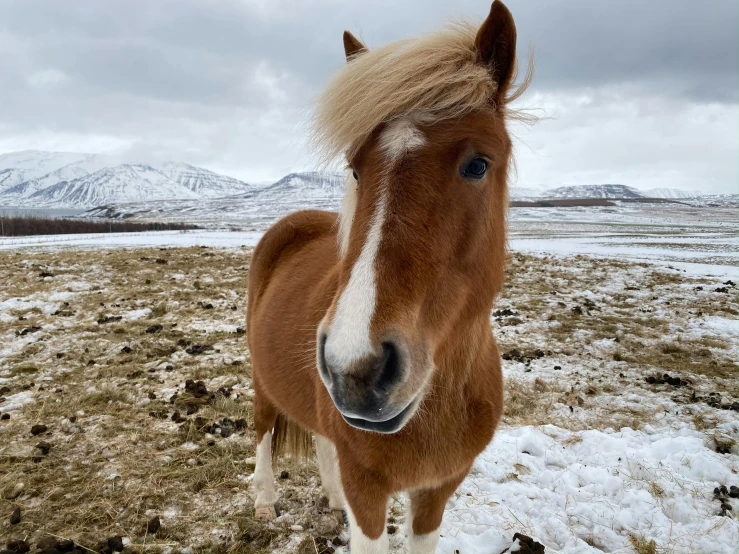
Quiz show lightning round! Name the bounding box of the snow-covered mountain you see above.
[643,187,699,199]
[159,162,252,198]
[26,164,203,207]
[81,171,347,227]
[541,184,643,199]
[0,151,97,194]
[0,150,253,208]
[516,184,698,200]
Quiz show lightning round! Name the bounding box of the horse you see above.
[246,1,529,552]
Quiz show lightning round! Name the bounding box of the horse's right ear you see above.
[475,0,517,106]
[343,30,367,62]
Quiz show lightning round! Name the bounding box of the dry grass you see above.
[0,247,736,551]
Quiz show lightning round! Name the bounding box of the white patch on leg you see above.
[379,117,425,162]
[324,189,387,370]
[337,170,357,258]
[253,432,277,508]
[315,435,345,510]
[346,501,388,554]
[408,527,441,554]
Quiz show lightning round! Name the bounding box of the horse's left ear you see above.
[475,0,517,106]
[343,31,367,62]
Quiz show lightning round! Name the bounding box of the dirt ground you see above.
[0,246,736,553]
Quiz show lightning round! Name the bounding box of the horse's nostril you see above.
[318,333,332,384]
[375,341,403,392]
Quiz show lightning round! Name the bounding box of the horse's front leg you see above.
[340,460,390,554]
[407,471,469,554]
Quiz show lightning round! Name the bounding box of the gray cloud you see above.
[0,0,736,190]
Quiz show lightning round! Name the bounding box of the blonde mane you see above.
[311,21,532,164]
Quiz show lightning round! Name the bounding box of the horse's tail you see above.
[271,413,313,463]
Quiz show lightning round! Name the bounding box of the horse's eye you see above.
[460,157,488,180]
[352,170,358,181]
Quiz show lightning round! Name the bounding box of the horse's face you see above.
[317,1,517,433]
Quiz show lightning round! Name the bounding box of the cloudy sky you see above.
[0,0,736,192]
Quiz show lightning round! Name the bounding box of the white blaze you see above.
[325,189,387,370]
[338,170,358,258]
[380,117,426,162]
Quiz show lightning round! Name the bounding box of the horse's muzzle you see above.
[318,336,414,433]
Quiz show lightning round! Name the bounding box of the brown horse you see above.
[247,2,529,552]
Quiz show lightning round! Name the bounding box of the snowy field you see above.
[0,204,737,554]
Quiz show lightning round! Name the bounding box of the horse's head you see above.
[315,1,523,433]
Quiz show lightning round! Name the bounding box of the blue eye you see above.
[460,157,488,180]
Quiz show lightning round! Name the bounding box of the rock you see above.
[35,441,52,455]
[234,418,247,431]
[31,424,48,435]
[6,540,30,554]
[387,525,397,534]
[185,380,209,398]
[280,470,290,480]
[9,507,21,525]
[106,536,124,552]
[147,515,161,534]
[312,514,341,536]
[500,533,545,554]
[171,411,186,423]
[185,344,213,355]
[96,316,122,324]
[120,346,132,354]
[16,326,42,336]
[554,365,562,370]
[714,287,729,293]
[571,305,583,315]
[1,413,9,420]
[145,324,163,334]
[36,538,59,551]
[57,540,75,553]
[645,373,689,387]
[729,485,739,498]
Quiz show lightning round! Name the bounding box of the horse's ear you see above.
[475,0,517,106]
[343,30,367,62]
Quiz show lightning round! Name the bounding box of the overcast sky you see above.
[0,0,737,192]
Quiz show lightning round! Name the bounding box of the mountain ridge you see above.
[0,151,253,208]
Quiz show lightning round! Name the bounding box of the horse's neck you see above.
[432,311,494,394]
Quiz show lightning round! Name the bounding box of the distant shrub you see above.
[0,216,198,237]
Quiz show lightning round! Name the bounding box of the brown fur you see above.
[247,0,527,543]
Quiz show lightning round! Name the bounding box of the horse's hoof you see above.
[255,506,277,521]
[332,509,348,526]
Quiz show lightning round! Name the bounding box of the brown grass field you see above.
[0,246,736,553]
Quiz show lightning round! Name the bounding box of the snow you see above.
[0,151,253,208]
[0,229,263,251]
[430,424,738,554]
